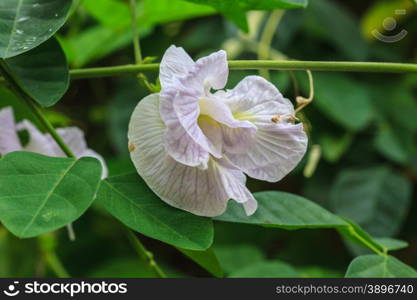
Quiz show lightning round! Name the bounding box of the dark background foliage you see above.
[0,0,416,277]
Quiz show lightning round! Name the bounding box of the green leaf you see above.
[143,0,216,25]
[330,166,412,237]
[345,255,417,278]
[177,247,223,277]
[82,0,131,28]
[2,37,69,107]
[374,125,410,164]
[215,191,347,229]
[374,238,409,251]
[215,244,264,274]
[229,260,300,278]
[0,151,102,238]
[97,173,214,251]
[0,0,72,58]
[59,26,144,68]
[215,191,387,254]
[319,132,353,163]
[186,0,308,32]
[310,73,373,131]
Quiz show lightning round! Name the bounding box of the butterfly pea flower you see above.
[128,46,307,217]
[0,107,108,178]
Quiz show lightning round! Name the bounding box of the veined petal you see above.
[224,75,294,125]
[0,107,22,154]
[160,89,212,167]
[159,45,195,89]
[194,50,228,90]
[228,123,308,182]
[223,76,308,182]
[200,96,256,154]
[17,120,56,156]
[128,93,257,217]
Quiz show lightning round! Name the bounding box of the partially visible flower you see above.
[128,46,308,217]
[0,107,108,178]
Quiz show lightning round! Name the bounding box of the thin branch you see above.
[258,10,284,79]
[68,61,417,79]
[126,230,167,278]
[129,0,142,64]
[0,60,76,158]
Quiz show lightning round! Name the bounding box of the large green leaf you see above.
[0,151,102,238]
[310,73,374,131]
[374,238,408,251]
[215,191,389,254]
[186,0,308,32]
[0,0,73,58]
[345,255,417,278]
[216,191,347,229]
[2,37,69,107]
[330,166,412,237]
[177,247,223,277]
[97,173,214,251]
[215,244,264,274]
[229,260,300,278]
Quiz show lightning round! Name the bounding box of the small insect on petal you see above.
[271,115,281,123]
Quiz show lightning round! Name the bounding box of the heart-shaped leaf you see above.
[215,191,388,254]
[0,151,102,238]
[216,191,347,229]
[97,173,214,251]
[2,37,69,107]
[345,255,417,278]
[0,0,72,58]
[330,166,412,237]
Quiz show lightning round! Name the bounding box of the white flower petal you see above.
[0,107,22,154]
[224,75,294,125]
[17,120,57,156]
[128,93,257,217]
[194,50,228,90]
[200,96,256,154]
[228,123,308,182]
[223,76,308,182]
[159,45,195,89]
[160,89,212,167]
[55,127,87,157]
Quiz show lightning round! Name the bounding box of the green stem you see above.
[44,251,71,278]
[69,60,417,79]
[0,60,76,158]
[129,0,142,64]
[258,10,284,79]
[126,230,167,278]
[20,99,75,158]
[39,234,70,278]
[348,226,385,256]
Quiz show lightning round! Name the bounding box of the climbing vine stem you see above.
[69,60,417,80]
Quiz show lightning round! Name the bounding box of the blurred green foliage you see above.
[0,0,417,278]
